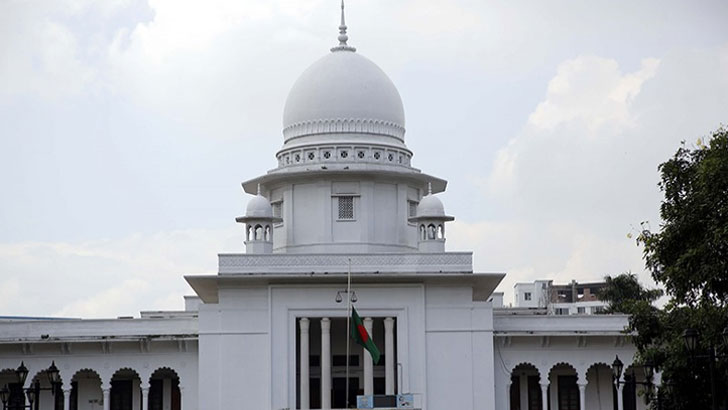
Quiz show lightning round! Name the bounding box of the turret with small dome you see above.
[408,183,454,252]
[236,185,282,254]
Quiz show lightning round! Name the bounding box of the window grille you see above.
[307,152,315,160]
[340,150,349,159]
[323,151,331,159]
[408,201,418,218]
[272,202,282,219]
[338,196,354,220]
[373,152,381,160]
[357,151,365,159]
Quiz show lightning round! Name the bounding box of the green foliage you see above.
[606,127,728,410]
[641,127,728,308]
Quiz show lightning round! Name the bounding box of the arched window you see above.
[420,225,426,240]
[255,225,263,241]
[246,226,252,242]
[427,224,436,240]
[264,225,271,241]
[437,224,444,239]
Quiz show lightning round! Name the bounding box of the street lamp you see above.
[681,327,728,410]
[1,361,62,410]
[612,355,657,409]
[612,355,624,381]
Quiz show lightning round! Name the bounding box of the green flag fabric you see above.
[350,307,381,364]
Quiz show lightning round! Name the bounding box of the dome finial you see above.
[331,0,356,52]
[257,183,262,196]
[427,182,433,196]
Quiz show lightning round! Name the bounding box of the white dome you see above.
[416,194,446,218]
[245,195,273,218]
[282,50,405,142]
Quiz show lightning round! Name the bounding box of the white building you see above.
[513,280,609,315]
[0,6,652,410]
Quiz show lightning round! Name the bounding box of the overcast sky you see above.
[1,0,727,318]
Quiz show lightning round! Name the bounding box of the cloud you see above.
[475,46,728,304]
[0,227,240,318]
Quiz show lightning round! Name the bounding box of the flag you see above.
[350,307,381,364]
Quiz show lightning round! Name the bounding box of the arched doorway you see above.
[30,369,63,410]
[549,363,580,410]
[70,369,103,410]
[510,363,542,410]
[110,368,141,410]
[148,368,181,410]
[0,368,24,410]
[585,363,616,410]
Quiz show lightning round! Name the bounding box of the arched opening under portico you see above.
[585,363,616,410]
[0,368,25,410]
[148,368,181,410]
[510,363,542,410]
[110,368,142,410]
[30,369,63,410]
[70,369,103,410]
[548,363,579,410]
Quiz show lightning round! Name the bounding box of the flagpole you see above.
[345,257,352,408]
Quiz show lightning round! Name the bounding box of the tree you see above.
[607,127,728,410]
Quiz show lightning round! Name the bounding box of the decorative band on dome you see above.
[283,118,406,141]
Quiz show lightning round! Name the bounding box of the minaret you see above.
[235,185,282,254]
[408,183,454,252]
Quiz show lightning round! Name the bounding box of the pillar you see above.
[179,387,184,410]
[505,380,512,410]
[103,387,111,410]
[540,383,549,410]
[141,385,149,410]
[578,383,586,410]
[616,383,624,410]
[384,317,395,395]
[63,388,71,410]
[363,317,374,396]
[300,317,310,410]
[321,318,331,410]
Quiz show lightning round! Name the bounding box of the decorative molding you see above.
[283,118,405,141]
[218,252,473,274]
[277,143,412,168]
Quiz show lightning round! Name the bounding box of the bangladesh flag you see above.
[351,307,381,364]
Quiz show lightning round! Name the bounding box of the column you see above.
[103,387,111,410]
[141,385,149,410]
[321,318,331,410]
[63,388,71,410]
[578,383,586,410]
[300,317,310,410]
[505,380,512,410]
[363,317,374,396]
[616,383,624,410]
[540,383,548,410]
[179,387,184,410]
[384,317,395,395]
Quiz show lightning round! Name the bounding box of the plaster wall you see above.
[424,287,495,410]
[266,177,422,254]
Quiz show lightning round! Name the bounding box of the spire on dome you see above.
[331,0,356,52]
[257,183,262,196]
[427,182,433,196]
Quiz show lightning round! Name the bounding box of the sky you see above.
[1,0,727,318]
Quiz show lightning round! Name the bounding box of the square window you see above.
[524,292,532,301]
[577,307,586,314]
[337,196,354,220]
[272,202,282,219]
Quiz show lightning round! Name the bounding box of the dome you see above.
[245,195,273,218]
[282,50,405,142]
[416,194,446,218]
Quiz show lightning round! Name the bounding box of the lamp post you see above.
[682,326,728,410]
[0,361,61,410]
[612,356,660,410]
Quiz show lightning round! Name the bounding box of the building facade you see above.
[0,7,652,410]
